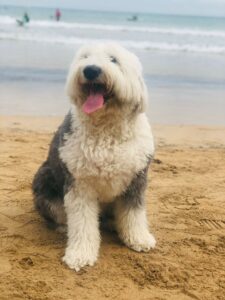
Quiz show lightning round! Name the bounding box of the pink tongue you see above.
[82,92,104,114]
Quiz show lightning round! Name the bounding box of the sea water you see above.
[0,5,225,124]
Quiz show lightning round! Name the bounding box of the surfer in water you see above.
[127,15,138,22]
[16,12,30,26]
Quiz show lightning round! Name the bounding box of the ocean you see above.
[0,5,225,125]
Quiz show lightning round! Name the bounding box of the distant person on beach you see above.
[16,12,30,26]
[55,9,61,21]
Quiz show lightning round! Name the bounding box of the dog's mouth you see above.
[81,83,112,115]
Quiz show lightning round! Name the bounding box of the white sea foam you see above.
[0,15,225,38]
[0,15,15,24]
[31,20,225,38]
[1,14,225,54]
[1,32,225,54]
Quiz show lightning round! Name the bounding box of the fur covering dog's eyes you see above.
[110,56,118,64]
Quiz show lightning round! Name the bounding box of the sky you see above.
[1,0,225,17]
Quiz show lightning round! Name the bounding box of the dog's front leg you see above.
[115,166,156,252]
[115,201,156,252]
[62,185,100,271]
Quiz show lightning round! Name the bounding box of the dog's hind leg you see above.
[32,161,66,231]
[34,195,66,232]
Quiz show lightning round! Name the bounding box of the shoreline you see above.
[1,39,225,126]
[1,115,225,148]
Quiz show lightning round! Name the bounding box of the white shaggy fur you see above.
[115,201,156,252]
[62,185,100,271]
[60,43,155,271]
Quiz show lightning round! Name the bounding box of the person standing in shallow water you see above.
[23,12,30,23]
[55,9,61,21]
[16,11,30,26]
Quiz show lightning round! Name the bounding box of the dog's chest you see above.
[60,125,153,201]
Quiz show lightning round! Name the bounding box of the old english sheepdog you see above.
[32,43,156,271]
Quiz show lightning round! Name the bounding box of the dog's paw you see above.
[124,231,156,252]
[62,247,98,272]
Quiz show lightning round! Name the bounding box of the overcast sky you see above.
[1,0,225,16]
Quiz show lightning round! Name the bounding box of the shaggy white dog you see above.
[32,43,156,271]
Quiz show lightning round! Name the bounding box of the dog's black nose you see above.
[83,65,102,80]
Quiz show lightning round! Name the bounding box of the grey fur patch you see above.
[100,156,152,232]
[119,156,152,208]
[100,203,116,232]
[32,111,74,228]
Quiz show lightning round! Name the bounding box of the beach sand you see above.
[0,116,225,300]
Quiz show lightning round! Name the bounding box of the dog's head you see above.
[66,43,148,116]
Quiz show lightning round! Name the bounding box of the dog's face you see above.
[66,43,147,116]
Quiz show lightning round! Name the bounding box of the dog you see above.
[32,43,156,271]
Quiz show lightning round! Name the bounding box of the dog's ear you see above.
[66,64,77,100]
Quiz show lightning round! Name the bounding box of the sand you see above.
[0,116,225,300]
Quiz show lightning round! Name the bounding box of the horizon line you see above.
[1,4,225,19]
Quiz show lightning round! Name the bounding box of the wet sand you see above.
[0,116,225,300]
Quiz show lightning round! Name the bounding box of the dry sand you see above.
[0,116,225,300]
